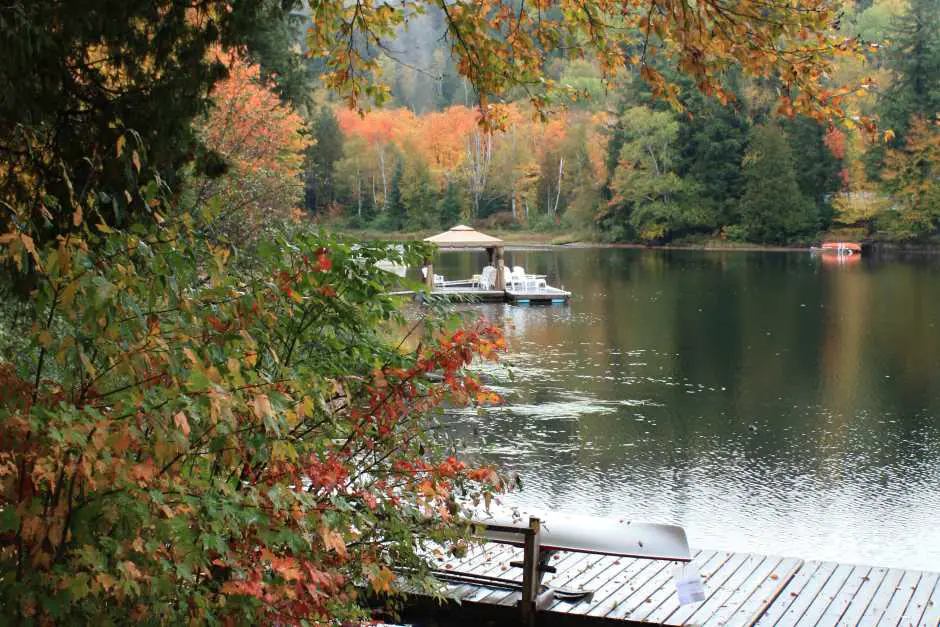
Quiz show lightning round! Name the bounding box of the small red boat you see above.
[811,242,862,256]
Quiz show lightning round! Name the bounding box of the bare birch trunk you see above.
[356,163,362,218]
[552,156,565,216]
[378,147,388,212]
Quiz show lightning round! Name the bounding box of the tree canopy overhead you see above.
[309,0,864,126]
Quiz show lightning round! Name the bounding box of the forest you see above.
[295,0,940,245]
[0,0,937,624]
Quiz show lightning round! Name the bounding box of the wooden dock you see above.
[405,544,940,626]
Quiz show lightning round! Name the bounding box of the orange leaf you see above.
[173,411,191,437]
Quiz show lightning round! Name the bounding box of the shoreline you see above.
[331,227,940,255]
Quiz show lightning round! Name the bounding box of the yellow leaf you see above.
[368,566,395,594]
[37,331,53,348]
[252,394,273,420]
[116,135,126,157]
[884,128,896,142]
[320,526,348,559]
[72,205,83,227]
[96,223,113,234]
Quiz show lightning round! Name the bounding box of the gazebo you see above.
[423,225,506,290]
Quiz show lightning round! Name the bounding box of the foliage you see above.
[868,0,940,176]
[306,0,863,128]
[304,107,346,215]
[675,90,750,229]
[438,181,464,229]
[387,158,406,230]
[739,124,817,243]
[193,53,311,244]
[0,0,299,251]
[607,107,700,242]
[0,209,505,623]
[880,116,940,239]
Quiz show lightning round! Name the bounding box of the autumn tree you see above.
[0,0,301,253]
[193,53,310,243]
[880,116,940,239]
[308,0,862,130]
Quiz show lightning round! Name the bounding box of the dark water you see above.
[434,247,940,571]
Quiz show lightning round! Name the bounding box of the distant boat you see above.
[811,242,862,256]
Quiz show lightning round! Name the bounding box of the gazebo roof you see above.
[423,225,504,249]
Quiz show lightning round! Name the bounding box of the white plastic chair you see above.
[421,267,446,287]
[511,266,546,291]
[478,266,495,290]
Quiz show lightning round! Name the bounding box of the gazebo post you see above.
[424,255,435,290]
[495,245,505,290]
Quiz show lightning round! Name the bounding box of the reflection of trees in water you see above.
[438,248,940,509]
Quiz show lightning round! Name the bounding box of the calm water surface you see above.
[434,248,940,571]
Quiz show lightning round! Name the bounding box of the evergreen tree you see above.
[401,157,436,228]
[387,158,406,230]
[740,124,816,244]
[871,0,940,171]
[783,116,842,228]
[304,106,345,214]
[438,180,463,228]
[676,92,749,228]
[0,0,297,251]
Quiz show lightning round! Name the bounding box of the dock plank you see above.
[422,544,940,627]
[878,569,923,627]
[754,560,832,625]
[584,557,678,618]
[790,562,854,624]
[716,556,803,627]
[837,566,890,626]
[627,555,718,623]
[661,551,747,625]
[859,568,907,624]
[476,550,595,607]
[641,550,726,624]
[573,552,704,617]
[606,558,677,621]
[811,564,873,625]
[544,553,627,610]
[917,582,940,627]
[897,572,940,627]
[680,553,772,626]
[450,545,522,601]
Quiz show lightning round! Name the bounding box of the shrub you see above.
[0,211,505,624]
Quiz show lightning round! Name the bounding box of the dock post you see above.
[495,247,506,291]
[519,517,541,627]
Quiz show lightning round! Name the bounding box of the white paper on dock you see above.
[673,563,706,605]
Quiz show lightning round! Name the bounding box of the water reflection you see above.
[434,248,940,570]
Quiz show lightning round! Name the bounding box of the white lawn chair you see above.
[511,266,547,291]
[421,267,446,287]
[479,266,496,290]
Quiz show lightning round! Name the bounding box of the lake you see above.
[433,247,940,571]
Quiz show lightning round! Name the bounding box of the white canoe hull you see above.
[472,506,692,562]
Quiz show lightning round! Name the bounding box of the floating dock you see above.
[404,543,940,626]
[391,287,571,305]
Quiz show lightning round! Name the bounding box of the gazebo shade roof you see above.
[424,225,504,249]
